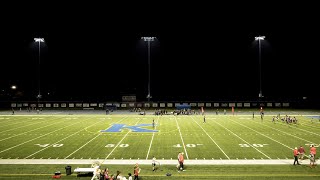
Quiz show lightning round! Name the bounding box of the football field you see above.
[1,112,319,162]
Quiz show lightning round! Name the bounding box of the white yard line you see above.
[0,120,83,154]
[213,120,272,159]
[146,116,159,160]
[190,116,230,159]
[286,124,320,137]
[146,133,155,160]
[64,133,101,159]
[231,120,293,150]
[0,118,37,129]
[0,119,64,142]
[105,131,130,160]
[102,117,141,162]
[0,118,49,134]
[66,116,129,160]
[299,122,320,130]
[26,117,103,159]
[174,116,189,160]
[250,120,316,144]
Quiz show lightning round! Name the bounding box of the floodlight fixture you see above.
[141,37,156,41]
[255,36,265,41]
[34,38,45,42]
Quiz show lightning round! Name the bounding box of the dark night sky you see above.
[1,4,319,102]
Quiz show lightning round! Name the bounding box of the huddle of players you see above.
[271,114,298,124]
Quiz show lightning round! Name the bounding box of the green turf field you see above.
[0,113,319,160]
[0,112,320,179]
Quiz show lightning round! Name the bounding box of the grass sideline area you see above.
[0,164,319,179]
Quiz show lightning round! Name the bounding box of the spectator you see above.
[293,147,300,165]
[128,173,132,180]
[298,145,305,160]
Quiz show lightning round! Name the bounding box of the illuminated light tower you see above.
[11,85,17,90]
[255,36,265,98]
[141,37,156,102]
[34,38,45,106]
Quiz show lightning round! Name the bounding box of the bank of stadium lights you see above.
[255,36,265,41]
[141,37,156,41]
[34,38,45,43]
[255,36,265,98]
[141,37,157,102]
[34,38,45,105]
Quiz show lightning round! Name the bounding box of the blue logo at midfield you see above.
[101,124,158,132]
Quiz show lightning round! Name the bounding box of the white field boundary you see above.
[0,159,317,165]
[1,114,319,117]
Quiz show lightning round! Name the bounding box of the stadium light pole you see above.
[10,85,17,99]
[34,38,45,107]
[141,37,156,102]
[255,36,265,98]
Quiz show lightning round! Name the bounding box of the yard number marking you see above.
[105,144,129,148]
[239,144,268,147]
[35,144,64,147]
[173,144,201,148]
